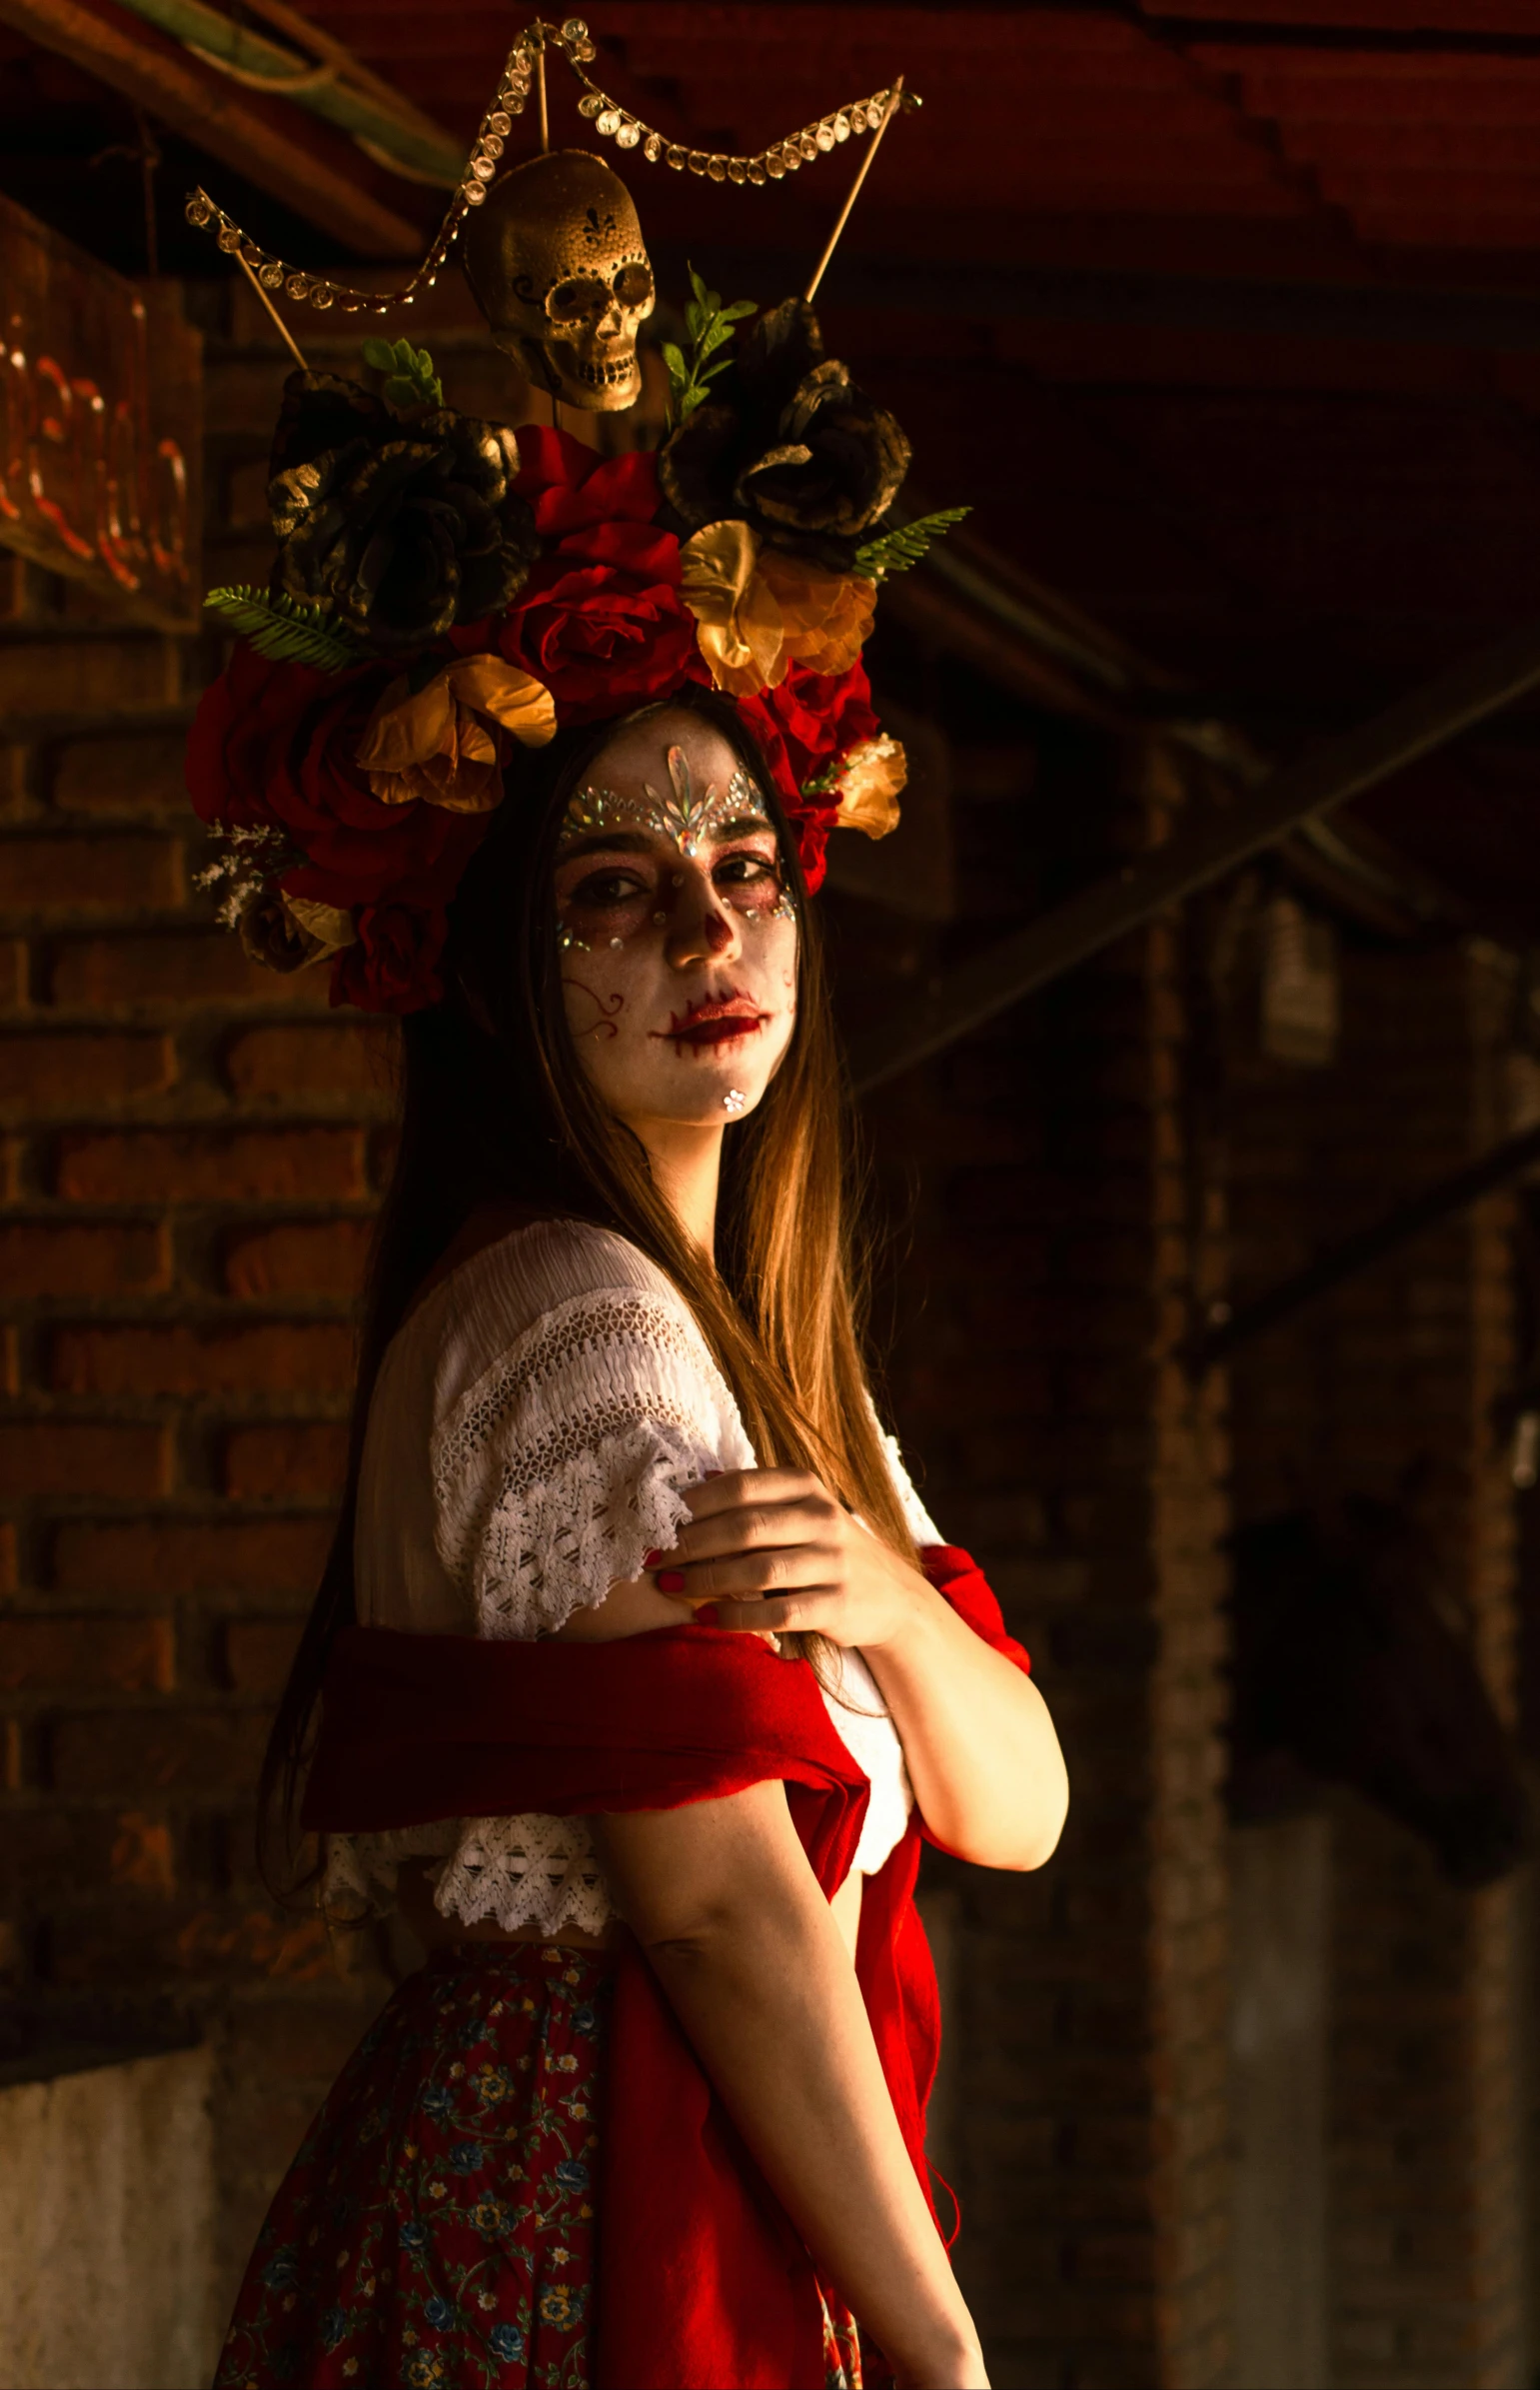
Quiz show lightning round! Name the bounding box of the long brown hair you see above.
[260,684,912,1879]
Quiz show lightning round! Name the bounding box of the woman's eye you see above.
[569,871,647,909]
[716,854,776,889]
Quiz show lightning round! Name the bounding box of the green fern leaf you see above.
[854,506,972,581]
[204,586,367,672]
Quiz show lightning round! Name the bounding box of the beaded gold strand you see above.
[183,14,917,320]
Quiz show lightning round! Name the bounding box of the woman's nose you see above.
[666,865,742,969]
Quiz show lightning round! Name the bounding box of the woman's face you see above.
[553,711,798,1134]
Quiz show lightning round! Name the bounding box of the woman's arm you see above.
[649,1470,1068,1871]
[592,1780,987,2390]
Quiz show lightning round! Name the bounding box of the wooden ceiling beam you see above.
[848,612,1540,1094]
[0,0,425,256]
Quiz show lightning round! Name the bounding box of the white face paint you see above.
[553,711,798,1134]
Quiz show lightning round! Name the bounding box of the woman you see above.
[210,685,1066,2390]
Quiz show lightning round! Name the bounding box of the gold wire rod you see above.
[804,75,903,304]
[238,251,309,369]
[537,33,550,153]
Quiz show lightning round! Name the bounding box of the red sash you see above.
[303,1545,1028,2389]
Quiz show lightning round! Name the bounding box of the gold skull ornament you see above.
[461,150,655,412]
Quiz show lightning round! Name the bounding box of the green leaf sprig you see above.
[663,266,758,426]
[204,587,369,673]
[855,507,972,581]
[361,336,444,413]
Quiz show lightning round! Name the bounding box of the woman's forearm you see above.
[594,1796,986,2389]
[866,1584,1068,1870]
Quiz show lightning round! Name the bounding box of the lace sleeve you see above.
[430,1282,756,1639]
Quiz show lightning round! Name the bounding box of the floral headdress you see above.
[187,278,965,1013]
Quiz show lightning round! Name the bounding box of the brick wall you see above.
[1225,939,1525,2389]
[833,688,1234,2388]
[0,314,399,2326]
[0,266,596,2324]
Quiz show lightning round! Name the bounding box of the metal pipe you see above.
[110,0,465,186]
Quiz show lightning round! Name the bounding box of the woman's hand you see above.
[652,1465,1068,1875]
[648,1465,929,1649]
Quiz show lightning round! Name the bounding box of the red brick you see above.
[0,939,26,1009]
[0,1422,172,1498]
[56,1127,367,1202]
[51,731,194,816]
[222,1422,349,1500]
[0,1220,172,1297]
[49,1707,270,1794]
[48,934,327,1008]
[224,1023,396,1100]
[0,1614,174,1692]
[109,1808,178,1893]
[0,837,184,914]
[0,1032,176,1111]
[50,1320,355,1396]
[223,1217,373,1298]
[48,1897,332,1984]
[226,1615,303,1695]
[51,1516,331,1595]
[0,639,180,718]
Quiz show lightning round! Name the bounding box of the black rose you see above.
[658,299,910,561]
[267,372,538,654]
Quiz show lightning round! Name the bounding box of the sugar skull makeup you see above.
[553,714,798,1134]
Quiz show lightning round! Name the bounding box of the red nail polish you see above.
[695,1603,720,1626]
[656,1569,686,1592]
[643,1549,664,1568]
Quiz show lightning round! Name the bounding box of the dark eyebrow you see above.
[555,830,656,863]
[556,816,776,866]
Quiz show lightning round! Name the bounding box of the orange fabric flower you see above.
[356,656,556,814]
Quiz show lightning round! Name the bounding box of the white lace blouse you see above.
[324,1217,941,1936]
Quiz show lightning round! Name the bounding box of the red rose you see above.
[186,644,482,902]
[507,425,678,585]
[486,562,707,726]
[734,658,881,892]
[513,425,662,538]
[331,903,449,1014]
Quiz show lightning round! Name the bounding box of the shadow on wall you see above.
[1228,1494,1530,1886]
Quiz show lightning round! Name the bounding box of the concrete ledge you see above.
[0,2041,217,2390]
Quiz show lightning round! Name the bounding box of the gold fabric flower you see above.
[679,521,876,698]
[833,735,906,840]
[356,656,557,813]
[760,547,875,679]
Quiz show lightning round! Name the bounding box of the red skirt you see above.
[215,1942,612,2390]
[215,1939,865,2390]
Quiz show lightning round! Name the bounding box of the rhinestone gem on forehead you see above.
[566,745,767,860]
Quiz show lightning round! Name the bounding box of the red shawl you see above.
[303,1545,1028,2389]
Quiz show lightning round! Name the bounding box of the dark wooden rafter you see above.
[848,614,1540,1095]
[0,0,425,255]
[1187,1121,1540,1376]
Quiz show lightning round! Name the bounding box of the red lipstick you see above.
[653,990,769,1052]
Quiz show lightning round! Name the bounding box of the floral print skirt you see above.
[215,1941,612,2390]
[215,1935,866,2390]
